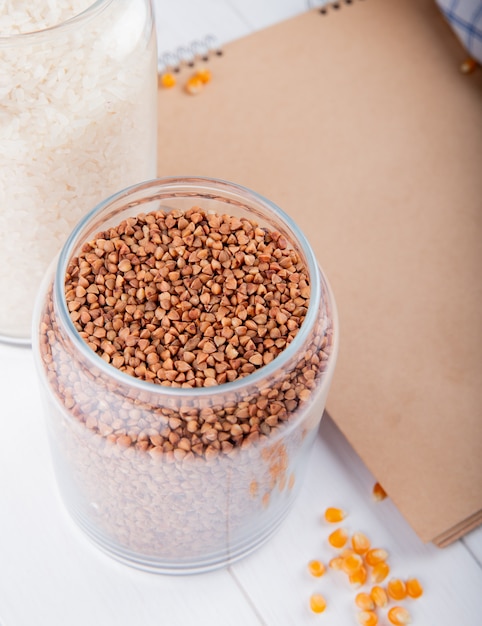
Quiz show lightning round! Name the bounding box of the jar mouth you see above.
[54,176,335,399]
[0,0,113,43]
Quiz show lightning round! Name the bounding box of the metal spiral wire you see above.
[158,35,221,74]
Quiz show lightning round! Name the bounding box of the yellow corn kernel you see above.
[329,556,344,571]
[356,610,378,626]
[460,57,478,74]
[355,592,375,611]
[371,561,390,583]
[308,559,326,578]
[185,75,204,95]
[365,548,389,566]
[387,606,412,625]
[324,506,346,523]
[195,68,212,84]
[372,482,387,501]
[160,72,176,88]
[352,531,371,555]
[387,578,407,601]
[370,585,388,608]
[328,527,348,549]
[349,565,368,587]
[406,577,423,599]
[309,593,327,614]
[342,552,363,575]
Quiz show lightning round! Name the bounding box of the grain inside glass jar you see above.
[0,0,157,343]
[35,178,337,573]
[67,206,311,390]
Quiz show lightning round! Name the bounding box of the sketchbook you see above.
[156,0,482,546]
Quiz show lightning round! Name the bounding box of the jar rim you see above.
[54,176,337,399]
[0,0,114,44]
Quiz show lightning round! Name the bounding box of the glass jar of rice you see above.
[0,0,158,345]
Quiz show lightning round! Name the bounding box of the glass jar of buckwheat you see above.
[33,177,338,573]
[0,0,157,345]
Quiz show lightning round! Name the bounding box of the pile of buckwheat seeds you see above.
[38,205,335,564]
[39,204,336,457]
[65,206,311,388]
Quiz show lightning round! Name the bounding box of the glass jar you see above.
[32,177,339,574]
[0,0,157,345]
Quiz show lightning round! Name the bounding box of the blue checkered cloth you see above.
[436,0,482,63]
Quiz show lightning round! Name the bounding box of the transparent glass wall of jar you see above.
[0,0,158,344]
[32,177,339,573]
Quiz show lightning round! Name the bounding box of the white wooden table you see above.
[1,2,481,625]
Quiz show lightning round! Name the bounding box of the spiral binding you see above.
[157,35,222,75]
[158,2,358,75]
[307,0,358,12]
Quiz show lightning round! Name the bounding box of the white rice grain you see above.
[0,0,157,341]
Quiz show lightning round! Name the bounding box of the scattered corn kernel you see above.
[355,592,375,611]
[308,559,326,578]
[195,68,212,84]
[352,531,371,555]
[370,585,388,608]
[356,610,378,626]
[329,556,344,571]
[309,593,327,614]
[372,482,387,501]
[185,75,204,95]
[387,578,407,601]
[342,552,364,575]
[349,565,368,587]
[460,57,478,74]
[324,507,346,523]
[365,548,389,566]
[160,72,176,88]
[406,577,423,599]
[328,527,348,548]
[370,561,390,583]
[387,606,412,625]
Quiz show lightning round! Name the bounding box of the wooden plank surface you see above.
[1,341,481,625]
[230,416,482,625]
[0,345,260,626]
[0,2,480,625]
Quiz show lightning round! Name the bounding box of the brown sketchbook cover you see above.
[157,0,482,545]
